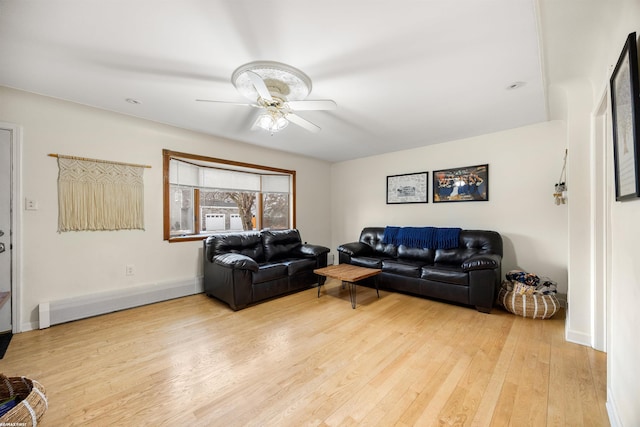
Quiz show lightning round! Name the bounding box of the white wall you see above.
[331,120,569,294]
[0,86,332,331]
[608,199,640,426]
[541,0,640,424]
[597,3,640,426]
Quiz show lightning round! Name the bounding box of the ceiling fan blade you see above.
[245,70,274,102]
[286,100,337,111]
[196,99,261,108]
[286,113,321,133]
[250,116,263,131]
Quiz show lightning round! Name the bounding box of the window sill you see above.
[167,234,212,243]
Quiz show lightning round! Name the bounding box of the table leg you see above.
[347,281,357,309]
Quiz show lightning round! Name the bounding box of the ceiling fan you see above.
[197,61,336,134]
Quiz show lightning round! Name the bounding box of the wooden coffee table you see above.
[314,264,382,309]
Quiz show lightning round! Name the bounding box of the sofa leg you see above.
[475,306,491,314]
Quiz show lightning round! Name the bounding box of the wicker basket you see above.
[0,374,48,426]
[498,288,560,319]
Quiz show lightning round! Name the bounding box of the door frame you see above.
[591,89,611,352]
[0,122,22,333]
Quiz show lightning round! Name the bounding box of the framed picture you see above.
[610,32,640,201]
[386,172,428,204]
[433,164,488,203]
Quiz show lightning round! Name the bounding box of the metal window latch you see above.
[0,243,5,254]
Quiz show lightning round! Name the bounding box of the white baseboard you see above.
[565,328,591,346]
[562,297,592,347]
[36,277,204,330]
[606,388,621,427]
[21,320,39,333]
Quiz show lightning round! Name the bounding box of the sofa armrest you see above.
[213,253,259,272]
[337,242,373,257]
[461,254,501,272]
[291,244,330,258]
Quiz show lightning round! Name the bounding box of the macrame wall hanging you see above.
[554,149,568,205]
[49,154,151,232]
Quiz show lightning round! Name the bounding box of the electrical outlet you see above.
[25,198,39,210]
[125,264,135,276]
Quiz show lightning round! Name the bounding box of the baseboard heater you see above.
[38,277,203,329]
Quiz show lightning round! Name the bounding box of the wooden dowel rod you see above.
[48,153,152,169]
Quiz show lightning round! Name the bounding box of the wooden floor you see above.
[0,280,608,426]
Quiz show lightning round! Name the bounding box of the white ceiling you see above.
[0,0,550,162]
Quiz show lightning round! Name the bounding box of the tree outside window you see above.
[262,193,289,229]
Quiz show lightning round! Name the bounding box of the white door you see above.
[205,213,225,231]
[0,129,12,333]
[230,214,243,230]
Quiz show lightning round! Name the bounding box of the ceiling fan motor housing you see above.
[232,61,313,102]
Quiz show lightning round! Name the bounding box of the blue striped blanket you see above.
[382,226,460,249]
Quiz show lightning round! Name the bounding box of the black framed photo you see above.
[610,32,640,201]
[433,164,488,203]
[386,172,428,204]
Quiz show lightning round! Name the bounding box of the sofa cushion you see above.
[433,248,479,266]
[206,232,264,262]
[359,227,398,258]
[397,245,434,263]
[262,229,302,261]
[421,265,469,285]
[461,230,503,255]
[284,258,317,276]
[382,259,425,278]
[253,263,288,284]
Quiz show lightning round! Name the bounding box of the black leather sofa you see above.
[336,227,503,312]
[204,229,330,310]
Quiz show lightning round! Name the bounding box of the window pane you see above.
[261,174,289,192]
[170,185,194,235]
[169,160,199,186]
[262,193,289,230]
[200,190,257,232]
[202,168,261,192]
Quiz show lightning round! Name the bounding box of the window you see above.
[163,150,295,242]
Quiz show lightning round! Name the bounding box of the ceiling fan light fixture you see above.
[232,61,312,102]
[256,111,289,133]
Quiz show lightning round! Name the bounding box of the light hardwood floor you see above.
[0,280,608,426]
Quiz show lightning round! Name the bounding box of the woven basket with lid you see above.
[498,287,559,319]
[0,374,47,426]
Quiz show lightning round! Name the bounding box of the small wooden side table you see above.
[314,264,381,309]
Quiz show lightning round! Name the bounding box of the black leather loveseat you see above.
[204,229,330,310]
[337,227,502,312]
